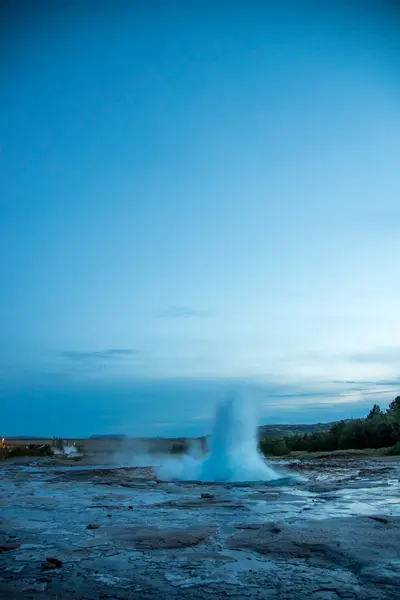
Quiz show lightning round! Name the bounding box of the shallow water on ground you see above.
[1,456,399,599]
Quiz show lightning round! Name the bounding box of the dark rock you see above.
[0,543,20,552]
[42,561,57,570]
[45,557,63,568]
[368,515,389,524]
[87,523,100,530]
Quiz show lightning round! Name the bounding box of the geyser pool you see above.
[157,396,281,483]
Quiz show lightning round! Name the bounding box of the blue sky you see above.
[1,2,400,437]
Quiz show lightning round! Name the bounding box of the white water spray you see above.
[158,396,280,483]
[53,444,80,458]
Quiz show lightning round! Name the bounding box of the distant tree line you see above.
[259,396,400,457]
[4,445,53,459]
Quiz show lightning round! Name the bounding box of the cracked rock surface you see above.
[0,456,399,599]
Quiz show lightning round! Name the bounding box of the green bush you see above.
[386,442,400,456]
[259,437,289,456]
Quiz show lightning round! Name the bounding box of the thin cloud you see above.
[331,378,400,388]
[258,377,399,413]
[60,348,142,361]
[160,305,208,319]
[349,346,400,365]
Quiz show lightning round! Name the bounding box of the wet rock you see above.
[154,498,245,510]
[306,483,343,494]
[109,524,217,550]
[88,504,125,510]
[234,523,264,530]
[1,455,399,599]
[249,491,306,503]
[359,564,400,586]
[45,556,63,568]
[359,467,392,476]
[0,542,20,552]
[54,466,155,485]
[311,592,339,599]
[228,516,400,573]
[184,552,237,564]
[317,493,341,502]
[235,522,282,533]
[87,523,100,530]
[22,582,47,592]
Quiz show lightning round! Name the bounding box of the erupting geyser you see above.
[158,396,280,483]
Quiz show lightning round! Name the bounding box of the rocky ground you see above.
[0,456,399,599]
